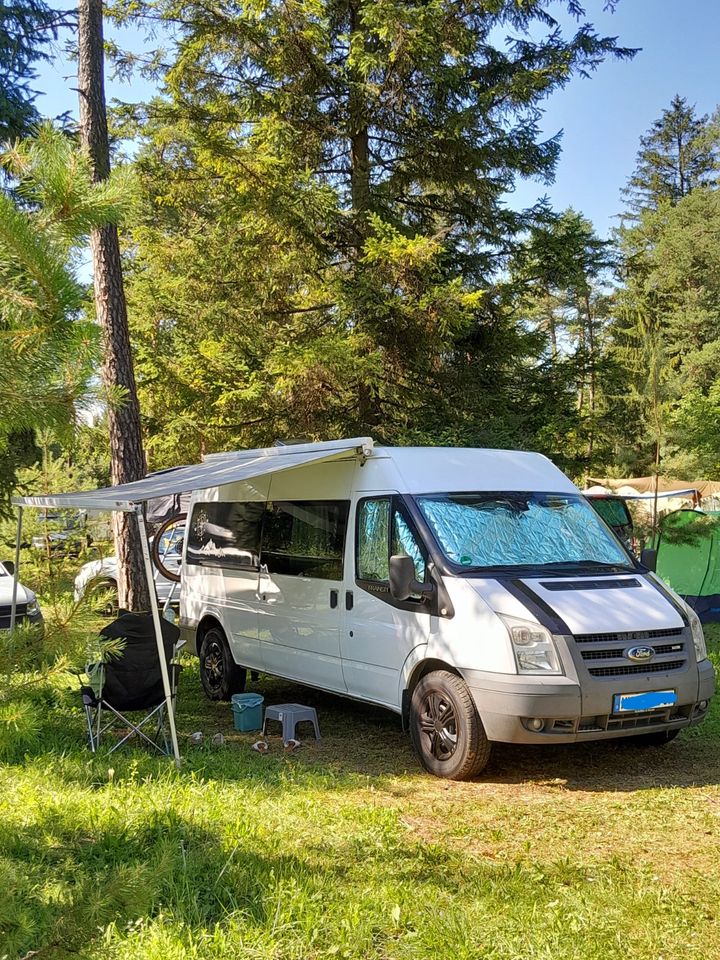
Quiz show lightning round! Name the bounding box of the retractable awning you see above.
[10,437,374,768]
[12,437,374,512]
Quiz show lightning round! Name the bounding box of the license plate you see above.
[612,690,677,713]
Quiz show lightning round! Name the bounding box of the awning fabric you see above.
[585,486,700,500]
[589,476,720,498]
[13,438,373,512]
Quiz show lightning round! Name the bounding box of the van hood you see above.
[468,573,685,636]
[0,578,31,606]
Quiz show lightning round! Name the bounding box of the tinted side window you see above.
[186,502,263,569]
[262,501,349,580]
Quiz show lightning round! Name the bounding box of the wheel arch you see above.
[196,614,226,652]
[401,658,462,731]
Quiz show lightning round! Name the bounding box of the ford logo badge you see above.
[626,645,655,662]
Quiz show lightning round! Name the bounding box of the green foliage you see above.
[0,0,62,139]
[610,96,720,480]
[614,185,720,478]
[0,124,134,513]
[509,208,620,475]
[0,699,41,760]
[673,382,720,477]
[622,94,719,217]
[105,0,633,466]
[0,585,719,959]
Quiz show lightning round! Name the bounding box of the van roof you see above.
[362,447,578,495]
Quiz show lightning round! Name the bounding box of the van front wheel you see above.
[410,670,491,780]
[199,627,246,701]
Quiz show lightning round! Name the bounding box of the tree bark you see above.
[584,289,595,461]
[348,0,370,230]
[78,0,150,612]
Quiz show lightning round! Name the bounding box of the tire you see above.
[627,728,681,747]
[409,670,491,780]
[151,513,186,583]
[199,626,246,701]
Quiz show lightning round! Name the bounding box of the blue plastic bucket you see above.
[231,692,264,732]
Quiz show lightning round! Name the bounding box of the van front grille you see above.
[575,628,683,644]
[587,659,686,678]
[581,642,685,661]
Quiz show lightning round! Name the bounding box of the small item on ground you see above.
[231,692,265,732]
[211,732,225,746]
[262,703,321,742]
[189,731,203,746]
[251,740,269,753]
[284,739,301,751]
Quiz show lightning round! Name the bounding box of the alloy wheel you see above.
[418,691,458,761]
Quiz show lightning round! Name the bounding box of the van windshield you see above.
[415,492,634,574]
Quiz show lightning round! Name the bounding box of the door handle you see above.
[345,590,354,611]
[329,589,338,609]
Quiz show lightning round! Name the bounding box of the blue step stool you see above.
[262,703,321,742]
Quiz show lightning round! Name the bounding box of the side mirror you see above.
[640,548,657,572]
[3,560,14,575]
[389,554,434,601]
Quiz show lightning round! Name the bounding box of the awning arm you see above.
[136,505,181,768]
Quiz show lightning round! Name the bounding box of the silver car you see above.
[0,561,43,631]
[74,526,184,611]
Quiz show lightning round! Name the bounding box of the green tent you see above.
[656,509,720,622]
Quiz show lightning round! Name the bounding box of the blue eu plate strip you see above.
[613,690,677,713]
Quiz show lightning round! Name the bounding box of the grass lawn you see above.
[1,607,719,959]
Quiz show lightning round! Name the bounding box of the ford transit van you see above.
[180,443,715,780]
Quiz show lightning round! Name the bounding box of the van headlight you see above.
[687,607,707,662]
[26,597,40,617]
[499,615,563,675]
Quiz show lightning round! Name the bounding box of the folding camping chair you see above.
[81,610,184,755]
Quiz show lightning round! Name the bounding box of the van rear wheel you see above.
[199,626,246,701]
[410,670,491,780]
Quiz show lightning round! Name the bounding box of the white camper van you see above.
[180,440,715,780]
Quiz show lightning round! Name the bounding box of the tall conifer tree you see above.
[622,95,718,216]
[79,0,150,611]
[0,0,61,139]
[111,0,633,460]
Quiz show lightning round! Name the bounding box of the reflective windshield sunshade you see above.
[416,493,631,571]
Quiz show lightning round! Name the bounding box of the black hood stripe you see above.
[503,580,571,635]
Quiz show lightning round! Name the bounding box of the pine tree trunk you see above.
[584,290,595,461]
[348,0,370,228]
[546,295,558,359]
[347,0,374,428]
[78,0,150,612]
[677,129,686,199]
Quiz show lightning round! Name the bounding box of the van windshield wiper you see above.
[537,560,636,573]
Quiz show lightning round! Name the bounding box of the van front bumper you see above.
[462,660,715,744]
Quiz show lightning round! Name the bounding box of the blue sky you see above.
[32,0,720,239]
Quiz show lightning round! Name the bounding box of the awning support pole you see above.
[10,506,23,631]
[135,505,181,768]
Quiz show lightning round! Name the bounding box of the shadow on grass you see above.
[10,664,720,795]
[0,797,359,959]
[484,732,720,792]
[235,672,720,793]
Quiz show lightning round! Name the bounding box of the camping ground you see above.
[1,573,719,960]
